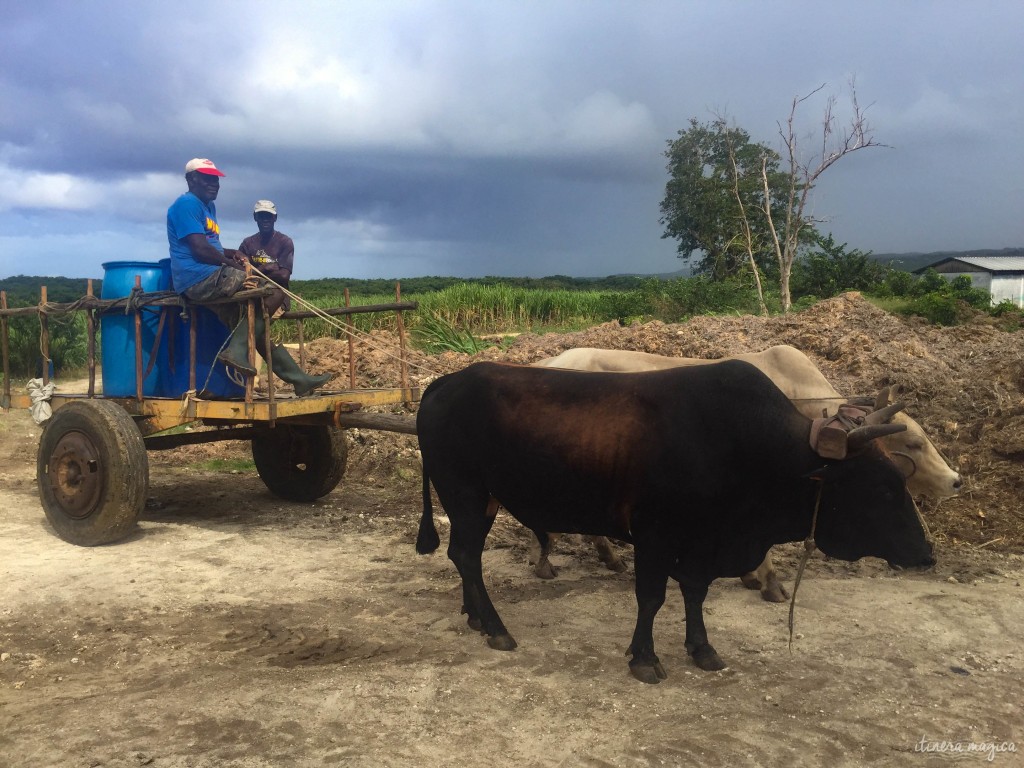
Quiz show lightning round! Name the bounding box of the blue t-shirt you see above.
[166,192,224,292]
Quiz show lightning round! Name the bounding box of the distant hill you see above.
[869,247,1024,272]
[0,275,99,306]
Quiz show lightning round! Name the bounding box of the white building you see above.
[915,255,1024,308]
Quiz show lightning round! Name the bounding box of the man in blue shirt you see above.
[166,158,331,395]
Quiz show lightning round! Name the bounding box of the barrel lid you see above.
[101,261,165,270]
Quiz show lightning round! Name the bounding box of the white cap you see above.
[184,158,224,176]
[253,200,277,215]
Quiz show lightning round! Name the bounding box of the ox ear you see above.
[873,386,892,410]
[846,422,907,454]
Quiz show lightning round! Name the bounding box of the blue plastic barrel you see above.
[100,261,169,397]
[159,259,245,399]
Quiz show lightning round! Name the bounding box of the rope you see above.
[788,478,824,651]
[178,389,196,420]
[245,264,443,378]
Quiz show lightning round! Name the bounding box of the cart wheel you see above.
[37,400,149,546]
[252,424,348,502]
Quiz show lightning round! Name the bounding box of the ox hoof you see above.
[740,573,762,591]
[603,558,628,574]
[534,560,558,580]
[629,659,667,685]
[689,645,727,672]
[761,580,790,603]
[487,634,518,652]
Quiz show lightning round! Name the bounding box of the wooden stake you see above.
[1,291,10,408]
[345,288,355,389]
[86,279,96,397]
[395,282,409,401]
[40,286,51,386]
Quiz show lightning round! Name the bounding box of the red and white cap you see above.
[184,158,225,177]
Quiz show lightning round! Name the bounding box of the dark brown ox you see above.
[533,345,960,600]
[415,361,934,683]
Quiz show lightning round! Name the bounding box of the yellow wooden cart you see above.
[1,276,419,547]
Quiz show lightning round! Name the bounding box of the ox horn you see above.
[864,401,905,425]
[846,422,907,453]
[846,395,875,407]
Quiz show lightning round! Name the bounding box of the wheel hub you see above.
[47,430,104,519]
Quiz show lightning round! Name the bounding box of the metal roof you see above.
[919,256,1024,273]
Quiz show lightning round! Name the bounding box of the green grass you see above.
[190,458,255,473]
[863,296,915,314]
[272,284,618,346]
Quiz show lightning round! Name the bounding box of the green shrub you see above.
[634,276,767,321]
[874,269,915,298]
[791,234,886,300]
[595,291,655,325]
[886,269,998,327]
[909,293,970,326]
[3,312,88,379]
[989,300,1023,330]
[948,275,992,308]
[911,269,948,297]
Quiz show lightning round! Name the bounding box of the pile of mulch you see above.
[303,293,1023,553]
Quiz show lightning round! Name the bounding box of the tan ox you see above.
[532,345,961,600]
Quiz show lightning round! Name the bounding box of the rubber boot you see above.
[269,345,332,396]
[217,315,264,376]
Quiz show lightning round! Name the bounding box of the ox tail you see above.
[416,468,441,555]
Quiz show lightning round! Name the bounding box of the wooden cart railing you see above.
[1,279,420,431]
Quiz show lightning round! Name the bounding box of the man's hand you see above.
[225,249,248,267]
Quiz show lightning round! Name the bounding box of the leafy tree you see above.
[660,119,792,281]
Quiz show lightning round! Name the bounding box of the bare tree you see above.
[722,137,769,316]
[765,80,887,312]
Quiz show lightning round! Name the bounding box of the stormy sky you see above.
[1,1,1022,281]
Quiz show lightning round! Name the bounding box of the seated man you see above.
[166,158,331,396]
[238,199,292,317]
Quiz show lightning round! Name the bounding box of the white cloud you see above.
[0,165,180,215]
[0,168,94,210]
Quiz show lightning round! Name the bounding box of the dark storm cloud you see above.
[1,1,1021,280]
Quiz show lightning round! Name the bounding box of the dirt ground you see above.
[2,293,1023,767]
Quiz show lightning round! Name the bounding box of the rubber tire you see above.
[251,424,347,501]
[37,400,149,546]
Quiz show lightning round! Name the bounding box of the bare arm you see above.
[184,233,245,269]
[260,262,290,282]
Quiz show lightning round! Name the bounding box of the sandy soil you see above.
[2,295,1023,767]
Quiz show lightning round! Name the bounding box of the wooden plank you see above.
[7,388,421,433]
